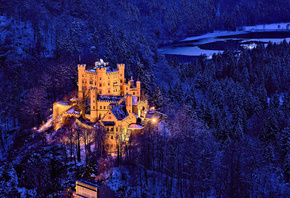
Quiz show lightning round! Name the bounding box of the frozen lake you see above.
[159,23,290,61]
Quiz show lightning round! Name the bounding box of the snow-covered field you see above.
[243,22,290,31]
[158,46,223,58]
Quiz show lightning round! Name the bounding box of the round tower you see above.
[90,88,98,122]
[78,64,86,100]
[136,77,141,98]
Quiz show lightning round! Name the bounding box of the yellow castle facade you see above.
[51,59,149,151]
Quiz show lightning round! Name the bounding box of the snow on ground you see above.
[105,166,192,198]
[181,31,246,42]
[37,116,53,132]
[158,46,223,57]
[243,22,290,31]
[241,38,290,44]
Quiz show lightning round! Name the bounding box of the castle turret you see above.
[136,77,141,98]
[125,94,133,114]
[96,67,106,95]
[129,76,134,88]
[78,64,86,99]
[90,88,98,122]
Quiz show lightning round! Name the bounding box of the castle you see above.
[51,59,149,151]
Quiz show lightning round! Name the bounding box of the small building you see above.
[73,180,115,198]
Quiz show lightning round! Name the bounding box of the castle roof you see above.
[111,104,128,120]
[128,123,143,130]
[77,179,100,188]
[97,95,123,102]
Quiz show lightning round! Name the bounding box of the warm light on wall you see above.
[152,118,156,123]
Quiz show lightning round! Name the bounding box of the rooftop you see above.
[97,95,123,102]
[77,179,100,188]
[128,123,143,130]
[111,104,128,120]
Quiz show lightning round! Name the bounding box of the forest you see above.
[1,0,290,197]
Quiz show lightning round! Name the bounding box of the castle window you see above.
[120,74,122,76]
[108,83,110,86]
[126,87,128,90]
[107,128,109,132]
[95,82,96,85]
[90,81,93,85]
[104,106,106,109]
[111,136,113,139]
[111,127,113,131]
[82,75,84,77]
[99,83,102,87]
[108,89,110,93]
[133,92,135,95]
[108,116,111,119]
[99,90,102,94]
[99,77,101,80]
[116,127,118,132]
[93,106,95,109]
[100,106,102,109]
[120,80,122,83]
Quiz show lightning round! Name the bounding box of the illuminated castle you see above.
[78,59,147,123]
[51,59,149,151]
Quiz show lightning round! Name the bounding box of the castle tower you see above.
[128,76,134,88]
[125,94,133,114]
[136,77,141,98]
[90,88,98,122]
[96,67,106,95]
[78,64,86,100]
[118,64,125,95]
[118,64,125,84]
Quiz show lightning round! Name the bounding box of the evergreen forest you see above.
[0,0,290,197]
